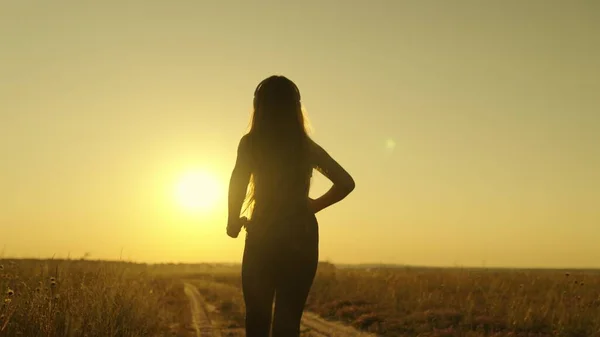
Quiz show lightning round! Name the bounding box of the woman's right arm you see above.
[309,139,355,214]
[226,135,252,237]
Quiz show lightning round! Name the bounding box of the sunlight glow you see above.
[175,170,223,213]
[385,138,397,151]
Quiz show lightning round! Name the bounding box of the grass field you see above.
[184,263,600,337]
[306,264,600,336]
[0,259,193,336]
[2,259,599,336]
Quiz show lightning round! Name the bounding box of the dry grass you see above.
[185,263,600,337]
[0,258,189,337]
[307,264,600,337]
[4,258,599,337]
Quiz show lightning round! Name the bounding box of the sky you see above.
[1,0,599,268]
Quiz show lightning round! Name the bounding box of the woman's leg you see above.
[271,220,319,337]
[242,239,276,337]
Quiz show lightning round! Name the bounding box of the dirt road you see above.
[183,282,378,337]
[184,282,222,337]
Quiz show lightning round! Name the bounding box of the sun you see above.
[174,170,223,213]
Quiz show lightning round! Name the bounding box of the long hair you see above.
[242,75,312,218]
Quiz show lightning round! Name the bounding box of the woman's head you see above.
[250,75,308,137]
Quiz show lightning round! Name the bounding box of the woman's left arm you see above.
[226,135,252,237]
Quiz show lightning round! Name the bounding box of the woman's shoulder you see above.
[306,137,324,154]
[240,132,256,146]
[237,133,254,156]
[306,137,331,166]
[306,136,318,147]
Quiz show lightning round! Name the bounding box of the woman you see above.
[226,75,355,337]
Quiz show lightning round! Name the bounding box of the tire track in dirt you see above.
[184,282,222,337]
[301,312,379,337]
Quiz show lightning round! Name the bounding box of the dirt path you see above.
[184,282,222,337]
[183,282,378,337]
[301,312,378,337]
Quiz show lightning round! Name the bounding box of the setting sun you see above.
[174,170,223,213]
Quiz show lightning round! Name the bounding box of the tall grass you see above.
[0,259,183,337]
[312,266,600,336]
[187,263,600,337]
[6,258,598,336]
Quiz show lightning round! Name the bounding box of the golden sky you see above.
[1,1,599,268]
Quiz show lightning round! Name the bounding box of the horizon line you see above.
[1,256,599,271]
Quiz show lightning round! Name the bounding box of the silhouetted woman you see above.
[226,75,355,337]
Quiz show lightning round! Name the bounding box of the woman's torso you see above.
[245,135,317,240]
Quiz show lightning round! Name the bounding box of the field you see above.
[1,259,599,337]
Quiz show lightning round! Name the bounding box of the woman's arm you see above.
[227,136,252,237]
[309,140,355,214]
